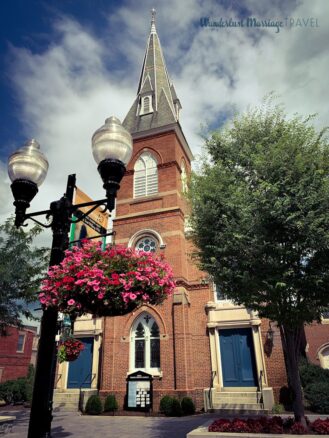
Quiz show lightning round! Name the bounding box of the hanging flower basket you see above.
[57,337,84,363]
[39,241,175,317]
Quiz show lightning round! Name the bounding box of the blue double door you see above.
[67,337,94,389]
[219,328,258,387]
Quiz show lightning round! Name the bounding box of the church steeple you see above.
[123,9,182,134]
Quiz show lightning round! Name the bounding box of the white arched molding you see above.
[134,151,158,198]
[128,229,165,250]
[317,343,329,369]
[129,312,161,376]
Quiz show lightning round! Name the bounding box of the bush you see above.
[181,397,195,415]
[299,361,329,387]
[311,418,329,435]
[0,378,28,404]
[272,403,284,414]
[279,385,294,410]
[104,394,118,412]
[290,422,308,435]
[159,395,173,416]
[304,381,329,414]
[85,395,103,415]
[171,398,182,416]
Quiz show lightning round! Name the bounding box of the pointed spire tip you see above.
[150,8,156,33]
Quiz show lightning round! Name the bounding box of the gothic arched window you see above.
[143,96,150,113]
[181,160,188,193]
[134,152,158,198]
[130,313,160,373]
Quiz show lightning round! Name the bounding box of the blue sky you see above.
[1,0,328,226]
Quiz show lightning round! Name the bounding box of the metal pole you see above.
[28,175,76,438]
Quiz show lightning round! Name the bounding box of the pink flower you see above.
[67,299,75,306]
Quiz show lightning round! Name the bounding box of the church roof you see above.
[123,9,181,134]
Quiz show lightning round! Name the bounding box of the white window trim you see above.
[213,283,232,304]
[129,313,161,376]
[128,229,165,249]
[133,152,158,198]
[16,333,26,353]
[140,95,153,115]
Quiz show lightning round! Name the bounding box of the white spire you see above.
[151,8,156,34]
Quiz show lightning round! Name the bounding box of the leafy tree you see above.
[189,100,329,423]
[0,217,49,331]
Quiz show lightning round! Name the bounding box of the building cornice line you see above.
[114,206,182,222]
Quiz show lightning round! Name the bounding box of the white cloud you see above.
[1,0,328,232]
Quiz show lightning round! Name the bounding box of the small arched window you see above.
[135,235,158,253]
[181,160,188,193]
[143,96,150,113]
[130,313,160,373]
[134,152,158,198]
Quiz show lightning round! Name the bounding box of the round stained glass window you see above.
[135,236,157,253]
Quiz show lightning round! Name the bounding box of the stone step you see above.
[213,403,261,410]
[213,391,260,397]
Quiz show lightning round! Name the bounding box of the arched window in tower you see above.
[134,152,158,198]
[135,235,158,253]
[143,96,150,113]
[130,313,160,373]
[181,160,188,193]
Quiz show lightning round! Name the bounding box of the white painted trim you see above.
[128,229,165,249]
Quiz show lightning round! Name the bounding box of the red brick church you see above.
[54,11,329,413]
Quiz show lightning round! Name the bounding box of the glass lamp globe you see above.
[8,139,49,186]
[91,116,133,166]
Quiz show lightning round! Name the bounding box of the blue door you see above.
[67,337,93,388]
[219,328,257,387]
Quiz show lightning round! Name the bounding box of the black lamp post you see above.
[7,116,132,438]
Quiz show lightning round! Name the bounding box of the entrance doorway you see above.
[67,337,93,388]
[219,328,257,387]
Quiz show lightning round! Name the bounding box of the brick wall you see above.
[0,326,36,382]
[261,319,287,401]
[100,126,288,411]
[304,322,329,365]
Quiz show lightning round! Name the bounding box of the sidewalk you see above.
[0,408,218,438]
[2,407,329,438]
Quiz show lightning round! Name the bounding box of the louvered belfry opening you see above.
[134,152,158,198]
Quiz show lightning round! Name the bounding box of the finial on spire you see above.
[150,8,156,34]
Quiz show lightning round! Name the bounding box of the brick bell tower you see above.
[100,10,213,409]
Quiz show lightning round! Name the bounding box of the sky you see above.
[0,0,328,237]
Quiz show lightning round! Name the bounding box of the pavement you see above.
[1,407,329,438]
[0,407,219,438]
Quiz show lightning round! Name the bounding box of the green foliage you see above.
[299,361,329,387]
[272,403,284,414]
[304,381,329,414]
[181,397,196,415]
[279,385,294,410]
[0,377,28,404]
[171,398,182,416]
[85,394,103,415]
[189,100,329,328]
[25,364,35,403]
[0,218,49,330]
[159,395,173,416]
[300,361,329,414]
[189,99,329,421]
[104,394,118,412]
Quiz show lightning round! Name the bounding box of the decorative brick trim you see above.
[158,161,181,171]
